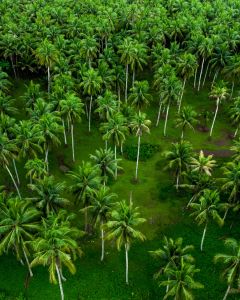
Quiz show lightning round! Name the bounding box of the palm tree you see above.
[190,189,223,251]
[28,176,69,216]
[31,211,83,300]
[89,186,116,261]
[38,113,63,172]
[130,112,151,181]
[68,161,101,231]
[21,80,42,109]
[149,236,194,292]
[128,80,152,113]
[80,68,102,132]
[24,158,47,184]
[95,90,118,121]
[0,68,11,92]
[0,132,21,198]
[101,113,128,178]
[190,150,216,176]
[35,39,59,93]
[229,97,240,137]
[0,196,40,277]
[79,35,98,68]
[130,42,148,86]
[60,93,84,162]
[214,238,240,300]
[175,106,197,139]
[160,259,203,299]
[0,92,17,116]
[177,53,197,112]
[105,200,146,284]
[230,139,240,161]
[118,37,135,102]
[209,81,229,137]
[90,148,120,185]
[164,141,193,190]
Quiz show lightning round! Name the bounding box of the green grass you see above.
[0,76,239,299]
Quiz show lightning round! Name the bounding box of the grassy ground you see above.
[0,76,239,299]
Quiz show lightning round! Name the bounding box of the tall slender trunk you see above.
[194,67,198,89]
[163,102,170,137]
[230,81,235,99]
[223,285,231,300]
[85,208,88,232]
[135,135,141,181]
[11,56,17,79]
[200,222,207,251]
[125,243,129,284]
[101,221,105,261]
[5,165,21,199]
[45,146,49,172]
[47,66,51,94]
[114,144,117,179]
[71,123,75,162]
[30,174,32,185]
[88,95,93,132]
[118,85,121,110]
[211,70,218,89]
[202,61,210,87]
[210,98,219,137]
[223,208,229,221]
[176,172,180,190]
[105,139,108,150]
[156,98,162,127]
[62,119,67,145]
[22,246,33,277]
[85,103,89,119]
[132,67,135,87]
[234,127,239,138]
[178,78,186,113]
[181,128,184,140]
[125,64,129,103]
[56,264,64,300]
[198,57,205,91]
[12,159,20,185]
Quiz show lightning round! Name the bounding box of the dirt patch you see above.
[200,149,232,157]
[197,125,209,132]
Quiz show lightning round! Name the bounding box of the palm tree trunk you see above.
[198,57,205,91]
[71,123,75,162]
[211,70,219,89]
[105,139,108,150]
[5,165,21,199]
[178,78,186,113]
[12,159,20,185]
[88,95,93,132]
[11,55,17,79]
[118,85,121,110]
[22,247,33,277]
[85,103,89,119]
[230,81,235,99]
[234,127,239,138]
[181,128,184,140]
[132,67,135,87]
[125,243,129,284]
[176,172,180,190]
[202,61,210,87]
[223,285,231,300]
[125,64,129,103]
[84,208,88,232]
[101,221,105,261]
[223,208,229,220]
[47,66,51,94]
[62,119,67,145]
[56,264,64,300]
[45,145,49,172]
[194,67,198,89]
[135,135,141,181]
[114,144,117,179]
[156,98,162,127]
[163,102,170,137]
[210,98,219,137]
[200,223,207,251]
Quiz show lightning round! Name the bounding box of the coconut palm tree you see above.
[21,80,42,110]
[88,186,116,261]
[105,200,146,284]
[24,158,47,184]
[31,211,83,300]
[209,81,229,137]
[160,258,203,299]
[0,196,40,277]
[28,176,69,216]
[80,68,102,132]
[68,161,101,231]
[230,139,240,162]
[164,141,193,190]
[90,148,121,185]
[175,106,197,139]
[190,189,223,251]
[35,39,59,93]
[128,80,152,113]
[229,97,240,137]
[0,132,21,198]
[0,92,17,116]
[130,112,151,181]
[190,150,216,176]
[214,238,240,300]
[95,90,118,121]
[28,98,54,121]
[59,93,84,162]
[38,112,63,172]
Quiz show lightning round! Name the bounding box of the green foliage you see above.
[123,143,160,161]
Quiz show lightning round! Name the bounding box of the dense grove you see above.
[1,0,240,299]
